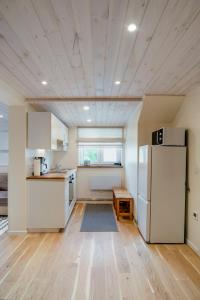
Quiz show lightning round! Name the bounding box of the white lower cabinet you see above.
[27,177,76,231]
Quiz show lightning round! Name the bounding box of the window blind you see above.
[77,128,124,165]
[77,127,124,142]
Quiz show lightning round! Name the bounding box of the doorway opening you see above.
[0,103,8,235]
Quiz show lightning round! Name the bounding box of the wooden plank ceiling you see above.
[0,0,200,98]
[33,101,140,126]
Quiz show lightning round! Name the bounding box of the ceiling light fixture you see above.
[115,80,121,85]
[41,80,48,85]
[83,106,90,111]
[87,119,92,123]
[127,23,137,32]
[0,114,3,118]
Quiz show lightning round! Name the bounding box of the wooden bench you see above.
[112,187,127,210]
[112,188,133,220]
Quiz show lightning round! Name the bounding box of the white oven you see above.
[69,174,74,206]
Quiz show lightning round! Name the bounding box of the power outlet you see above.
[192,211,198,221]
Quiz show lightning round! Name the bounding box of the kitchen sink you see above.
[50,168,70,173]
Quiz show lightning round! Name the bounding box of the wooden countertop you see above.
[78,165,123,169]
[26,169,76,180]
[27,173,67,180]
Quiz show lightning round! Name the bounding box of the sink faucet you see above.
[55,163,62,172]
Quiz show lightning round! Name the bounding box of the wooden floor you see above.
[0,204,200,300]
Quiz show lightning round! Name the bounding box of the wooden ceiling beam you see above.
[26,96,143,103]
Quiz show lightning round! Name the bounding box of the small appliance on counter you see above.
[152,127,185,146]
[33,157,48,176]
[84,160,91,166]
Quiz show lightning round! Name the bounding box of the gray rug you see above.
[80,204,118,232]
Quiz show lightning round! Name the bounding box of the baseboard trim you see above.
[77,198,112,204]
[186,238,200,256]
[7,230,27,235]
[28,228,60,233]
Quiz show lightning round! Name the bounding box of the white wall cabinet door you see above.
[51,114,60,150]
[28,112,51,149]
[28,112,68,151]
[61,123,68,150]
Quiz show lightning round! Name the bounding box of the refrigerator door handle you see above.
[137,195,150,242]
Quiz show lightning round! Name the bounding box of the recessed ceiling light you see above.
[87,119,92,123]
[83,106,90,111]
[41,80,48,85]
[115,80,121,85]
[127,23,137,32]
[0,114,3,118]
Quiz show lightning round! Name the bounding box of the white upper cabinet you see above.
[28,112,68,151]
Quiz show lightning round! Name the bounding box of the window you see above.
[77,128,124,166]
[78,143,123,165]
[103,147,117,162]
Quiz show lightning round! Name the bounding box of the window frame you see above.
[78,143,124,166]
[77,127,124,166]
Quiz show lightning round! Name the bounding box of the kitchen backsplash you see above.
[26,149,53,176]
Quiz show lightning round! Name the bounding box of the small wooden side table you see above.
[115,192,133,220]
[112,188,127,210]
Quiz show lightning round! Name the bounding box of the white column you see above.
[8,106,27,233]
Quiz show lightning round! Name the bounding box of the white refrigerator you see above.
[138,145,186,243]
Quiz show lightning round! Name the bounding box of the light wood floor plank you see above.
[7,233,57,299]
[0,234,27,264]
[0,203,199,300]
[0,234,45,299]
[89,233,106,300]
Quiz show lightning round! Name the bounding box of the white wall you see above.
[124,104,142,219]
[77,168,124,200]
[8,103,39,233]
[0,79,30,232]
[0,118,8,131]
[0,118,8,172]
[0,79,25,106]
[172,86,200,255]
[124,95,184,221]
[53,127,77,169]
[52,127,125,200]
[8,106,27,233]
[138,95,184,145]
